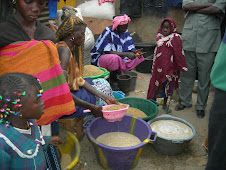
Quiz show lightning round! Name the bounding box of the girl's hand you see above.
[101,94,118,105]
[135,48,144,58]
[48,21,58,33]
[91,105,103,118]
[50,136,63,146]
[136,48,143,55]
[105,97,118,105]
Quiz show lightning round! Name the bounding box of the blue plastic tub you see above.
[113,91,125,100]
[83,115,157,170]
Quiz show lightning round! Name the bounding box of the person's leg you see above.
[196,52,216,111]
[162,97,171,113]
[163,97,168,108]
[206,88,226,170]
[99,54,125,72]
[99,54,144,72]
[175,51,196,110]
[99,54,124,89]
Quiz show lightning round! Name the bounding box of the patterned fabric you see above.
[91,25,137,66]
[147,18,187,100]
[0,40,76,125]
[0,119,51,169]
[44,145,61,170]
[153,80,173,98]
[56,41,85,91]
[61,78,114,118]
[92,78,114,106]
[43,121,61,170]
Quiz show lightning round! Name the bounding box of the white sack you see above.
[76,0,115,20]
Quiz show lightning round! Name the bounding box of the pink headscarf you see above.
[112,14,131,31]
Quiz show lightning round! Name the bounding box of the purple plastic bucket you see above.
[83,115,157,170]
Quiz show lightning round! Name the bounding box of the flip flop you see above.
[163,108,172,114]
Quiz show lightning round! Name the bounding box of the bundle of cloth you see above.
[0,40,76,125]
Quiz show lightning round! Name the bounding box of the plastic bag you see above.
[84,27,95,65]
[76,0,115,20]
[57,8,84,27]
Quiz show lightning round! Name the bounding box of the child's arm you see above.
[49,136,63,146]
[43,136,63,150]
[42,136,63,150]
[43,136,51,150]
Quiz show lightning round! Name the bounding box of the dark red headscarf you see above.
[147,18,187,100]
[157,18,178,37]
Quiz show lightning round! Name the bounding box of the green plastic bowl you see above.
[117,97,159,121]
[83,67,110,79]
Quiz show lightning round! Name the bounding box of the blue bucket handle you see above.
[149,99,159,106]
[83,119,93,129]
[172,139,184,144]
[149,131,157,143]
[116,91,125,96]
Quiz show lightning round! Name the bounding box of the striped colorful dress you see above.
[0,40,76,125]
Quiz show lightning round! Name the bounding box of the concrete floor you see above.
[74,70,212,170]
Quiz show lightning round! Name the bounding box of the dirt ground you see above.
[75,70,212,170]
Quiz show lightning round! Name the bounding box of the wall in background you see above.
[75,0,185,43]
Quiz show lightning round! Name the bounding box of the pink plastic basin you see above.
[102,104,129,122]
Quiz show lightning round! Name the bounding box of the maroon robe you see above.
[147,18,187,100]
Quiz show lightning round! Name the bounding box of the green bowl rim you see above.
[83,67,110,79]
[117,97,159,121]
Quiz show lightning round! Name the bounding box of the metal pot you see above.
[148,115,196,156]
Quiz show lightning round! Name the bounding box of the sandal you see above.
[162,106,172,114]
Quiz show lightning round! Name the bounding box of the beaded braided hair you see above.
[56,16,87,74]
[56,16,86,41]
[0,73,42,126]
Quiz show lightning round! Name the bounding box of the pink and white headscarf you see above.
[112,14,131,31]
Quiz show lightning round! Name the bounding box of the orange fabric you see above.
[78,46,83,75]
[56,41,85,91]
